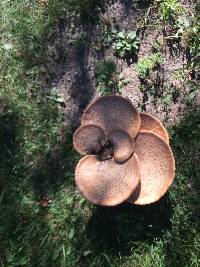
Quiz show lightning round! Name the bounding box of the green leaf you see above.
[187,91,196,104]
[46,95,65,103]
[22,195,35,206]
[68,228,75,240]
[127,31,137,39]
[132,43,139,49]
[65,246,72,256]
[56,96,65,103]
[117,31,125,39]
[125,43,132,49]
[116,42,123,49]
[163,95,172,105]
[83,250,92,257]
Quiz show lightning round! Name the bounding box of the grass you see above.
[0,0,200,266]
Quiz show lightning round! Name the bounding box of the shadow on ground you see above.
[0,108,20,191]
[85,194,172,256]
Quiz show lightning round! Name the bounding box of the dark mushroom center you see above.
[97,138,114,161]
[96,130,135,164]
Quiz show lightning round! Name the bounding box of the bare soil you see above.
[45,0,200,129]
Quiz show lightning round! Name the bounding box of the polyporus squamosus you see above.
[73,96,175,206]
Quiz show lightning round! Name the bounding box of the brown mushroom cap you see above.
[73,124,105,155]
[128,131,175,205]
[139,113,169,143]
[81,96,141,138]
[108,130,134,163]
[75,154,140,206]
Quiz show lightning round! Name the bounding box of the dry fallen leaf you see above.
[38,0,48,6]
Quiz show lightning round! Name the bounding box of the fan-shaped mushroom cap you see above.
[81,96,141,138]
[75,154,140,206]
[108,130,134,163]
[128,131,175,205]
[139,113,169,143]
[73,124,105,155]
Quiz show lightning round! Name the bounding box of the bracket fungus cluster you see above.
[73,96,175,206]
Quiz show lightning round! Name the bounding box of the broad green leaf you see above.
[117,31,125,39]
[127,31,137,39]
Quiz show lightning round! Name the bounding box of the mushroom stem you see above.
[98,147,114,161]
[99,138,110,148]
[98,138,114,161]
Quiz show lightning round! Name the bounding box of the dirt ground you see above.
[45,0,200,129]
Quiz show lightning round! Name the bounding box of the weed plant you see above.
[135,52,163,79]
